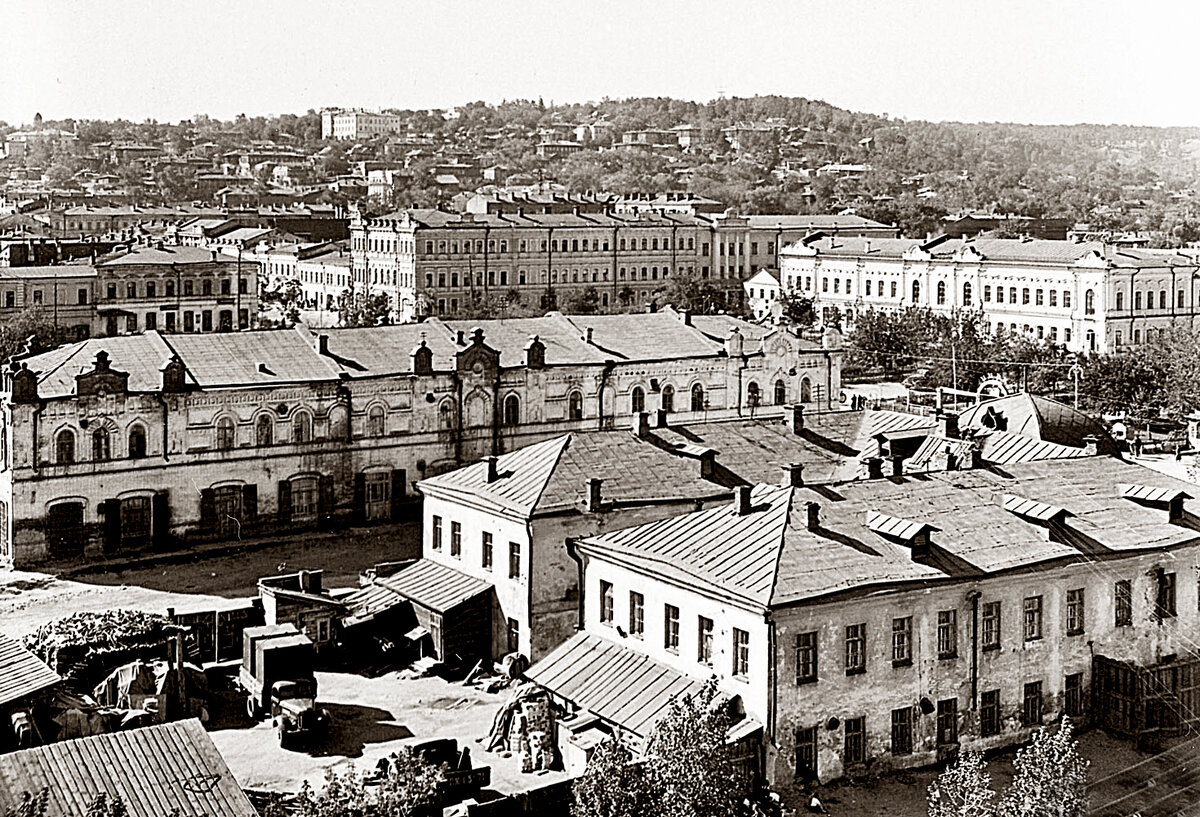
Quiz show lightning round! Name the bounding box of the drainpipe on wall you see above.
[566,536,585,632]
[967,589,981,710]
[597,360,614,430]
[155,392,170,462]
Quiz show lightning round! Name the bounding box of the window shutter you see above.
[199,488,216,533]
[277,480,292,522]
[102,499,121,552]
[242,484,258,522]
[318,475,334,528]
[353,473,366,525]
[390,469,407,521]
[152,491,170,546]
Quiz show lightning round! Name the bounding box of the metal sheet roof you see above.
[1119,484,1189,503]
[526,632,707,738]
[865,511,930,542]
[0,633,60,707]
[370,559,492,614]
[0,719,257,817]
[1002,494,1069,522]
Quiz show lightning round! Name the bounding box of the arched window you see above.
[92,427,111,461]
[1085,289,1095,315]
[56,429,75,464]
[937,281,946,305]
[367,405,386,437]
[661,384,675,413]
[911,281,920,303]
[439,400,456,431]
[800,377,813,403]
[128,424,146,459]
[774,380,787,406]
[568,390,584,421]
[962,282,972,305]
[502,394,520,427]
[328,406,348,440]
[216,417,235,450]
[256,415,273,446]
[292,411,312,443]
[747,382,761,408]
[631,387,645,414]
[690,384,705,412]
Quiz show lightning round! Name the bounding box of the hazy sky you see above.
[3,0,1198,128]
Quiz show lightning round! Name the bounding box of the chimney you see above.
[806,501,820,530]
[586,478,603,512]
[1082,435,1099,456]
[485,455,499,483]
[890,454,905,476]
[938,410,960,439]
[632,411,650,438]
[782,463,804,487]
[585,327,593,344]
[734,485,753,516]
[654,408,668,428]
[787,404,805,434]
[866,457,884,479]
[456,329,465,346]
[699,450,716,479]
[680,309,691,326]
[944,446,959,472]
[316,333,329,356]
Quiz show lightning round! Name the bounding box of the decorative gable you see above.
[76,350,129,398]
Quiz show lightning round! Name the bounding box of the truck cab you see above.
[239,624,330,747]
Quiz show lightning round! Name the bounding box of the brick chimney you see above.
[316,333,329,355]
[485,455,498,483]
[734,485,753,515]
[632,411,650,438]
[787,404,805,434]
[586,478,603,512]
[655,409,668,428]
[866,457,884,479]
[889,454,905,476]
[781,463,804,487]
[1082,435,1099,456]
[699,450,716,479]
[937,410,959,439]
[806,501,820,530]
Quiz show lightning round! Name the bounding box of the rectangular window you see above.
[937,609,957,659]
[845,623,866,675]
[629,591,644,638]
[698,617,713,665]
[1067,588,1085,635]
[1023,681,1043,726]
[937,698,958,745]
[664,604,680,652]
[1023,596,1043,641]
[507,618,520,654]
[1065,672,1084,717]
[1036,289,1044,306]
[450,521,461,557]
[733,628,750,677]
[1157,570,1178,620]
[891,707,913,755]
[796,631,818,684]
[365,471,390,520]
[982,601,1001,650]
[844,716,865,765]
[983,285,991,302]
[509,542,521,579]
[481,532,493,570]
[1116,579,1132,626]
[795,726,817,780]
[1050,290,1058,307]
[600,580,614,624]
[431,516,442,550]
[892,616,912,666]
[980,690,1001,737]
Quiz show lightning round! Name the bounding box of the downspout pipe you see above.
[967,589,981,709]
[566,537,585,632]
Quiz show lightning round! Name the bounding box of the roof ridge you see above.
[765,485,796,606]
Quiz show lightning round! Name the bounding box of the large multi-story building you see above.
[349,209,896,323]
[530,454,1200,786]
[779,234,1200,353]
[321,109,407,141]
[0,246,259,339]
[0,309,840,568]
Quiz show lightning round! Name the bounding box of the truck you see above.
[238,624,330,748]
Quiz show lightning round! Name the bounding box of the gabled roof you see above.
[0,633,60,706]
[1119,484,1190,504]
[347,559,492,615]
[958,393,1115,451]
[0,719,257,817]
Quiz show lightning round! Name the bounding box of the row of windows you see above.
[430,515,522,579]
[982,285,1073,309]
[1114,290,1186,311]
[1,289,90,308]
[54,425,147,464]
[105,278,248,300]
[109,308,249,336]
[413,236,703,256]
[794,577,1178,684]
[421,265,685,290]
[793,676,1084,777]
[597,582,752,677]
[800,275,1096,315]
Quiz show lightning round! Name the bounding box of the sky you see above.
[2,0,1199,128]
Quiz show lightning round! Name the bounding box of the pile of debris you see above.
[23,610,171,687]
[486,683,555,773]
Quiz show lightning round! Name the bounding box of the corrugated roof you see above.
[525,631,707,738]
[0,633,60,706]
[0,719,257,817]
[367,559,492,613]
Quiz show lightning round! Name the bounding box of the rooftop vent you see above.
[734,485,753,516]
[485,455,499,483]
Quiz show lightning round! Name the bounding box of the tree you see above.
[644,678,744,817]
[997,717,1088,817]
[564,286,600,315]
[337,290,392,327]
[927,752,995,817]
[0,306,67,364]
[926,719,1088,817]
[294,748,443,817]
[571,736,653,817]
[777,290,816,327]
